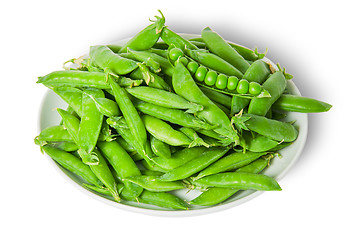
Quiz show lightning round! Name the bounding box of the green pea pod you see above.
[134,101,213,130]
[78,89,104,154]
[195,151,268,179]
[190,158,269,206]
[37,70,109,89]
[121,52,161,73]
[89,45,138,75]
[86,94,120,117]
[202,27,250,73]
[98,141,143,198]
[141,170,164,176]
[248,71,287,116]
[119,10,165,53]
[193,172,281,191]
[109,75,148,157]
[200,86,232,109]
[243,131,279,152]
[128,49,174,76]
[136,63,171,91]
[179,127,210,148]
[127,86,203,114]
[149,48,168,58]
[172,61,239,145]
[185,49,243,78]
[242,113,298,142]
[161,27,199,51]
[115,137,137,152]
[42,145,101,186]
[49,141,79,152]
[150,136,171,159]
[159,147,229,181]
[124,176,185,192]
[151,146,207,171]
[231,59,271,115]
[142,115,193,147]
[36,125,73,142]
[89,149,120,202]
[142,160,167,173]
[272,94,332,113]
[52,87,83,116]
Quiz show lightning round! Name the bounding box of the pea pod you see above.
[200,86,232,109]
[127,86,203,114]
[190,158,269,206]
[136,63,171,91]
[179,127,210,148]
[49,141,79,152]
[195,151,268,179]
[248,71,287,116]
[243,131,279,152]
[98,141,143,198]
[151,147,207,171]
[119,10,165,53]
[52,87,83,116]
[86,94,120,117]
[172,61,239,145]
[142,115,193,147]
[159,147,229,181]
[36,125,73,142]
[124,176,185,192]
[89,45,138,75]
[272,94,332,113]
[150,136,171,159]
[42,145,101,186]
[193,172,281,191]
[161,27,199,51]
[202,27,250,73]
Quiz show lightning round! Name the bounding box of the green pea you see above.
[227,76,238,90]
[187,61,199,74]
[195,66,208,82]
[215,74,228,90]
[236,79,249,94]
[169,48,184,61]
[179,57,189,66]
[204,70,218,86]
[249,82,262,95]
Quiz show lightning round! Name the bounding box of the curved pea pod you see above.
[78,89,104,154]
[272,94,332,113]
[109,75,148,157]
[195,151,268,179]
[97,141,143,198]
[159,147,229,181]
[89,149,120,202]
[142,115,192,147]
[242,113,298,142]
[86,94,120,117]
[231,59,271,115]
[179,127,210,148]
[150,136,171,159]
[106,44,122,53]
[151,146,207,171]
[127,86,203,114]
[136,63,171,91]
[190,158,269,206]
[140,191,189,210]
[243,131,279,152]
[42,145,101,186]
[172,61,239,145]
[193,172,281,191]
[52,87,83,116]
[161,27,199,51]
[37,70,109,89]
[200,86,232,109]
[185,48,243,78]
[36,125,73,142]
[201,27,250,73]
[248,71,287,116]
[89,45,138,75]
[49,141,79,152]
[128,49,174,76]
[123,176,185,192]
[119,10,165,53]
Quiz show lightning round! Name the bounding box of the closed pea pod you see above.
[179,127,210,148]
[161,27,199,51]
[136,63,171,91]
[200,87,232,108]
[36,125,73,142]
[202,27,250,73]
[243,131,279,152]
[48,141,79,152]
[150,136,172,159]
[52,87,83,116]
[86,94,120,117]
[124,176,185,192]
[139,191,188,210]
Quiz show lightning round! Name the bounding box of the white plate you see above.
[38,34,308,216]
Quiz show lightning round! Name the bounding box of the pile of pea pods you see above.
[35,11,331,210]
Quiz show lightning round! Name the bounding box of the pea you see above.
[227,76,238,90]
[215,74,228,89]
[169,48,184,61]
[204,70,217,86]
[249,82,262,95]
[179,57,189,66]
[187,61,199,74]
[195,66,208,82]
[236,79,249,94]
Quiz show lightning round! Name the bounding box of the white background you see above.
[1,0,346,239]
